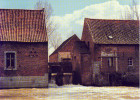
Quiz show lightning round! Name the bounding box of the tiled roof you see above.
[0,9,47,42]
[82,18,139,44]
[50,34,80,56]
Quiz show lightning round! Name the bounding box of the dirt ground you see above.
[0,84,139,100]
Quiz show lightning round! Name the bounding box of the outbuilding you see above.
[75,18,139,86]
[0,8,48,88]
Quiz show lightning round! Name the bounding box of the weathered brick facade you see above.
[0,42,48,89]
[79,18,139,86]
[0,9,48,88]
[49,34,80,85]
[93,44,139,85]
[94,45,139,74]
[49,53,58,62]
[49,34,80,62]
[0,42,48,77]
[73,41,91,85]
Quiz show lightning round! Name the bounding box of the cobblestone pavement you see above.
[0,84,139,100]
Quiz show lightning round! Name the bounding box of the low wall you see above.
[0,73,48,89]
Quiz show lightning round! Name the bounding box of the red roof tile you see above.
[82,18,139,44]
[0,9,47,42]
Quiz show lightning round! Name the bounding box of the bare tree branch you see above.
[49,32,62,50]
[35,0,53,37]
[121,0,139,20]
[34,0,62,52]
[132,0,139,20]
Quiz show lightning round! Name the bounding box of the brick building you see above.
[73,41,90,84]
[74,18,139,86]
[49,34,80,84]
[49,34,80,62]
[0,9,48,88]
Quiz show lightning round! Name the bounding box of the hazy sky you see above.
[0,0,139,54]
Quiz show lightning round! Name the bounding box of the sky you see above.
[0,0,140,54]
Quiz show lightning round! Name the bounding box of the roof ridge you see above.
[50,34,79,56]
[85,18,139,21]
[0,8,44,11]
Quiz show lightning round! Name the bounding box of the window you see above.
[108,57,113,67]
[128,57,133,66]
[4,51,16,70]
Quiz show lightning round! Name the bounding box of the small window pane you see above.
[6,53,10,68]
[6,53,10,60]
[128,57,133,66]
[5,52,16,69]
[11,53,15,68]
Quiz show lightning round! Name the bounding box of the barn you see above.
[74,18,139,86]
[0,9,48,88]
[49,34,80,85]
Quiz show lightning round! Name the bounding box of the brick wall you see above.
[72,44,82,84]
[49,35,80,62]
[0,74,48,88]
[81,54,92,85]
[73,41,92,85]
[49,53,58,62]
[92,44,139,85]
[117,45,139,73]
[60,36,79,52]
[94,44,139,74]
[72,44,80,72]
[0,42,48,77]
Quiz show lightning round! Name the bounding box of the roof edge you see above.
[84,18,140,21]
[0,8,45,11]
[50,34,80,56]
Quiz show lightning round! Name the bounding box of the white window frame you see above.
[4,51,17,70]
[128,57,133,66]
